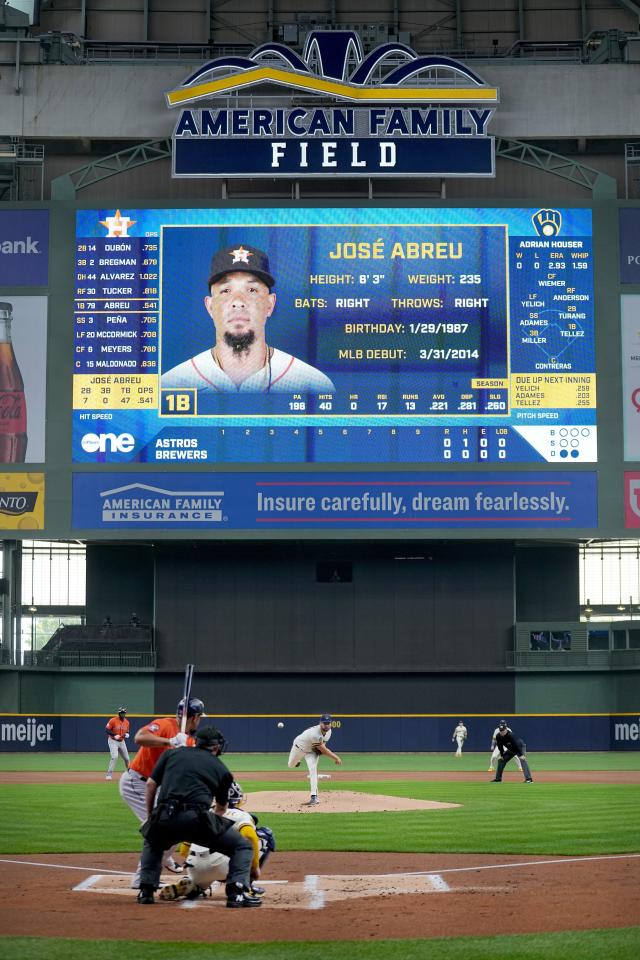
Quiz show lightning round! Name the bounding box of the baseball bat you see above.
[180,663,195,735]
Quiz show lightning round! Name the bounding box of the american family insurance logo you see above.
[625,473,640,528]
[100,483,225,522]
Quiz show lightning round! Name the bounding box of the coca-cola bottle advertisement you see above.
[0,297,46,463]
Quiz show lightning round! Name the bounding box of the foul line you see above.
[0,858,132,875]
[399,853,640,878]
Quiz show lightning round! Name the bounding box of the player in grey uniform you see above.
[161,243,335,395]
[287,713,342,805]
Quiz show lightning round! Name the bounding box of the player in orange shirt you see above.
[105,707,130,780]
[119,696,205,886]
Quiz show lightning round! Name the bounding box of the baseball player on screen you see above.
[287,713,342,805]
[161,243,335,394]
[105,706,130,780]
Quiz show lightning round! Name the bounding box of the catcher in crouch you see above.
[160,780,275,901]
[287,713,342,806]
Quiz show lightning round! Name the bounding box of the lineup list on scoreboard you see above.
[73,208,596,463]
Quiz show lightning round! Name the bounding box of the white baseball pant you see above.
[107,737,130,776]
[288,743,320,795]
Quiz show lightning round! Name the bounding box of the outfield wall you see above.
[0,713,638,753]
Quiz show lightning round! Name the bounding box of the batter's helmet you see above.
[498,720,507,730]
[228,781,245,808]
[177,697,206,718]
[118,707,127,715]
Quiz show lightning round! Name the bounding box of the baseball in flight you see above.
[277,722,284,729]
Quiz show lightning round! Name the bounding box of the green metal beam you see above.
[50,137,618,200]
[496,138,618,199]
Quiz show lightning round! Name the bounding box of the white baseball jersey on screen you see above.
[161,347,335,394]
[295,723,332,753]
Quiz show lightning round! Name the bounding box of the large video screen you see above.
[73,207,595,464]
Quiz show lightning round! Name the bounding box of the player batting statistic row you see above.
[72,207,595,464]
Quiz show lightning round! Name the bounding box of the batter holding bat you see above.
[119,664,205,885]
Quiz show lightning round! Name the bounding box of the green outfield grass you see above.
[1,778,638,856]
[0,750,638,772]
[2,929,640,960]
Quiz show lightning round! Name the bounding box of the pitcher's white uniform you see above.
[488,725,522,772]
[288,723,332,797]
[452,722,467,757]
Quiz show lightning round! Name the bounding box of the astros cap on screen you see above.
[207,244,275,290]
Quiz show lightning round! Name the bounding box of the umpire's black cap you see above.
[195,725,223,748]
[207,244,275,291]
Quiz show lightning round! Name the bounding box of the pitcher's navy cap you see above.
[207,244,275,290]
[320,713,333,722]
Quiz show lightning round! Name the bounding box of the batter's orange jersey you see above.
[106,716,130,740]
[130,716,195,779]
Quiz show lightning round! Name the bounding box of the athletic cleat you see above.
[304,795,319,806]
[487,768,494,773]
[490,779,502,783]
[105,774,112,780]
[159,876,195,901]
[137,886,154,904]
[524,778,533,783]
[164,856,183,873]
[250,884,266,896]
[225,882,262,908]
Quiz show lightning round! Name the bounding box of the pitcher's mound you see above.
[248,790,460,813]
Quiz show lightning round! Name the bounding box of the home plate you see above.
[76,871,456,910]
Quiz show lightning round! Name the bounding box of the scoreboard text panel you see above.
[73,207,595,464]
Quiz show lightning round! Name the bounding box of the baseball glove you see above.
[312,746,323,755]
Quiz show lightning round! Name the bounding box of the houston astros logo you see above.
[99,210,137,237]
[230,246,252,265]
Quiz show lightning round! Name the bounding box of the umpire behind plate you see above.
[136,725,262,908]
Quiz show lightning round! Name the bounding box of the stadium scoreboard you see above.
[72,206,596,466]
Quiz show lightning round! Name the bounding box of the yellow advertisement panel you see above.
[0,473,45,530]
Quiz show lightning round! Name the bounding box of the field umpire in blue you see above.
[137,725,262,908]
[491,720,533,783]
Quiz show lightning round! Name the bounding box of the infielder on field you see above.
[105,706,130,780]
[287,713,341,805]
[451,720,467,757]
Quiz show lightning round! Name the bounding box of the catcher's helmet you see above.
[228,780,245,808]
[177,696,206,719]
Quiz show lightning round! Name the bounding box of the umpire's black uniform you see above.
[138,726,259,906]
[492,724,533,782]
